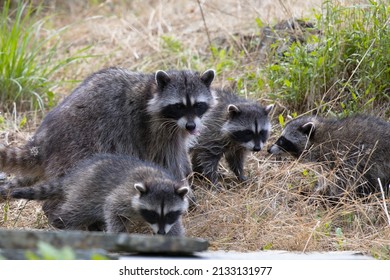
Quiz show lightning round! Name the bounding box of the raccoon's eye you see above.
[162,103,187,119]
[276,137,285,145]
[140,209,159,224]
[164,211,182,224]
[231,129,254,143]
[175,103,186,110]
[259,129,269,141]
[193,102,209,116]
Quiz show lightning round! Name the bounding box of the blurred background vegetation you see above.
[1,0,389,117]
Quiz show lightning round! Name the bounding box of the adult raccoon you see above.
[0,154,189,235]
[191,89,273,185]
[268,114,390,195]
[0,67,215,212]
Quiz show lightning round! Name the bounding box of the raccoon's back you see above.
[312,115,390,185]
[32,68,155,177]
[66,154,174,191]
[315,115,390,151]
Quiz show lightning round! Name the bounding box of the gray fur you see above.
[268,115,390,195]
[0,67,215,212]
[191,89,273,185]
[1,154,189,235]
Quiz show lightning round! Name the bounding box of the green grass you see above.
[260,1,390,116]
[0,0,89,112]
[25,241,110,260]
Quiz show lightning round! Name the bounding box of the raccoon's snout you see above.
[157,228,166,235]
[185,121,196,132]
[177,117,201,135]
[252,141,264,152]
[253,145,262,152]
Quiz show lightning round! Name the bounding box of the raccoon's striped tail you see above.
[0,144,43,176]
[0,180,64,201]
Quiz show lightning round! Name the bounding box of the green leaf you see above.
[278,114,285,128]
[284,79,292,88]
[91,253,110,260]
[36,241,76,260]
[262,243,273,250]
[255,17,264,28]
[335,227,343,237]
[19,115,27,128]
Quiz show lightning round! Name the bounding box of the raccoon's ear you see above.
[299,122,315,136]
[265,104,274,115]
[227,104,240,118]
[134,182,147,194]
[200,69,215,88]
[155,70,171,90]
[176,186,189,197]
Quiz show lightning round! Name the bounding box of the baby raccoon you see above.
[191,89,273,185]
[0,67,215,214]
[0,154,189,235]
[268,114,390,195]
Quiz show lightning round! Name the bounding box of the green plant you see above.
[25,241,109,260]
[161,35,184,54]
[0,0,89,112]
[335,227,345,250]
[25,241,76,260]
[210,45,238,75]
[263,1,390,115]
[371,245,390,260]
[2,201,9,223]
[262,242,273,250]
[158,35,204,71]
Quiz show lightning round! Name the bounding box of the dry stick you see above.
[196,0,215,60]
[377,178,390,227]
[302,220,320,253]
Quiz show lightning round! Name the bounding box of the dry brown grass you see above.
[187,155,390,256]
[1,0,389,259]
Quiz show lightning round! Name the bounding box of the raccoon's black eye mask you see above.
[140,209,159,224]
[164,210,182,224]
[258,130,269,143]
[275,136,301,157]
[140,209,182,225]
[231,129,254,143]
[161,102,209,119]
[231,129,269,143]
[193,102,209,116]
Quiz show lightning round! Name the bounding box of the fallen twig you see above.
[377,178,390,227]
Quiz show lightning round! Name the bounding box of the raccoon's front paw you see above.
[237,174,248,182]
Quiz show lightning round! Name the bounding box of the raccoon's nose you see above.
[157,228,166,235]
[253,143,262,152]
[185,121,196,132]
[253,146,261,152]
